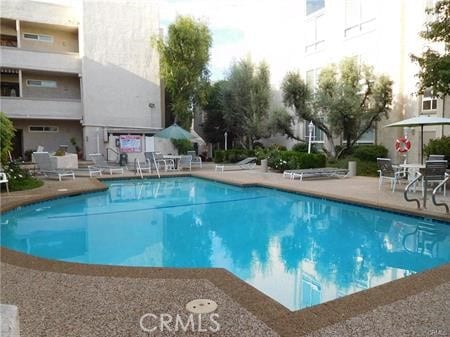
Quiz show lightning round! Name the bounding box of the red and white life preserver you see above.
[395,137,411,153]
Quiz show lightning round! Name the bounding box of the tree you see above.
[223,58,271,149]
[202,81,228,145]
[281,58,393,158]
[281,71,335,154]
[0,112,15,163]
[315,58,392,157]
[411,0,450,97]
[155,16,212,129]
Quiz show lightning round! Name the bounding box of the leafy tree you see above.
[155,16,212,129]
[266,106,299,140]
[315,58,392,157]
[411,0,450,97]
[223,58,271,149]
[281,71,335,155]
[282,59,392,158]
[202,81,228,145]
[0,112,15,163]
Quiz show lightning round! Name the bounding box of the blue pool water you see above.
[1,177,449,310]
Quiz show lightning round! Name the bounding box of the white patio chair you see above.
[215,157,257,172]
[187,151,202,168]
[0,171,9,193]
[178,155,192,171]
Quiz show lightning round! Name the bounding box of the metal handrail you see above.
[134,159,143,179]
[404,173,422,209]
[431,174,449,213]
[106,147,119,162]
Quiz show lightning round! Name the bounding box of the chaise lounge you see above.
[283,167,349,181]
[215,157,257,172]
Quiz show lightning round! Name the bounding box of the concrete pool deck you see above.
[1,166,449,336]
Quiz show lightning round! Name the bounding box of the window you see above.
[304,120,324,142]
[301,274,321,308]
[422,89,438,112]
[305,14,325,53]
[344,0,376,37]
[357,129,375,143]
[26,79,57,88]
[23,33,54,43]
[306,0,324,15]
[306,68,321,94]
[28,126,59,133]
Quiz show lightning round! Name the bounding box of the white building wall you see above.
[297,0,448,162]
[80,0,162,156]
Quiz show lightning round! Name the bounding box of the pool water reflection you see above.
[1,177,449,310]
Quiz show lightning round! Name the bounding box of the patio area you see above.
[1,165,449,337]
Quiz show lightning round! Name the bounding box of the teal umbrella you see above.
[154,123,193,140]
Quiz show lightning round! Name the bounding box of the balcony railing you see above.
[0,47,81,74]
[0,96,82,120]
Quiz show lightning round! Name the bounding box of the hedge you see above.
[424,136,450,166]
[353,145,388,162]
[267,151,326,171]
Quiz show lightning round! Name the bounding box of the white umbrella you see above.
[385,116,450,163]
[190,128,206,145]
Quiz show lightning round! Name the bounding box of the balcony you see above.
[1,97,82,120]
[0,47,81,74]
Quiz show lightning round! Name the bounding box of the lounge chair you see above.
[215,157,257,172]
[187,151,202,168]
[89,153,124,175]
[377,158,403,192]
[428,155,445,161]
[283,167,349,181]
[33,152,75,181]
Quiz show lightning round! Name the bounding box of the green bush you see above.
[2,161,43,192]
[424,136,450,166]
[171,138,193,154]
[329,157,379,176]
[292,142,317,153]
[214,149,256,163]
[267,150,326,171]
[353,145,388,162]
[0,112,15,164]
[214,150,225,163]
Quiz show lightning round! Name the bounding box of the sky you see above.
[37,0,305,87]
[160,0,305,87]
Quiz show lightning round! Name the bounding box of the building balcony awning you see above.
[106,127,162,135]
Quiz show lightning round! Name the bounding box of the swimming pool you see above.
[1,177,449,310]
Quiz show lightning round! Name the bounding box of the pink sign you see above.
[119,135,142,153]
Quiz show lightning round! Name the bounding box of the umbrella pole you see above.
[421,124,424,164]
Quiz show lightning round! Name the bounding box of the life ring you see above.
[395,137,411,153]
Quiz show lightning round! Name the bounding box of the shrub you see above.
[0,112,15,164]
[171,138,193,154]
[2,161,43,192]
[353,145,388,162]
[214,150,225,163]
[291,143,308,153]
[329,157,379,176]
[424,136,450,166]
[267,151,326,171]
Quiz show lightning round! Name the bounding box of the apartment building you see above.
[0,0,162,159]
[298,0,449,162]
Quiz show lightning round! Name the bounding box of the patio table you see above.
[163,155,181,170]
